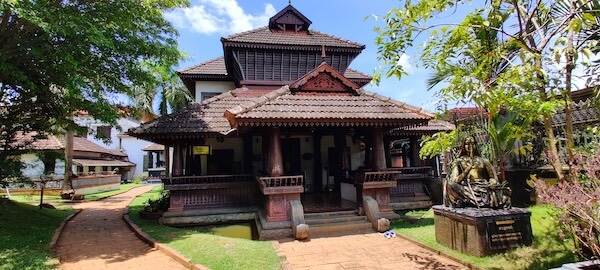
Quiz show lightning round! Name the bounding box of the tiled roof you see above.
[72,158,134,167]
[178,57,228,76]
[553,99,599,126]
[128,89,263,139]
[72,136,127,157]
[448,107,487,123]
[222,27,365,49]
[12,132,63,150]
[225,87,433,127]
[390,120,455,136]
[142,143,164,151]
[343,68,372,81]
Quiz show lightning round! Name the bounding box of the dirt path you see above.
[55,185,187,270]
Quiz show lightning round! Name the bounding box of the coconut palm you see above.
[129,62,192,118]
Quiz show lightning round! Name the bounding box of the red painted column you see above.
[172,143,182,176]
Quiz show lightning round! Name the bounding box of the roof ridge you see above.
[357,89,434,118]
[177,56,225,73]
[201,90,235,105]
[344,67,372,78]
[309,29,365,48]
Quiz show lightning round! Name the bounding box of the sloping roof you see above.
[71,136,127,157]
[128,89,263,140]
[222,27,365,49]
[268,4,312,31]
[72,158,134,167]
[389,120,455,136]
[142,143,165,151]
[553,99,599,126]
[225,87,432,127]
[448,107,487,123]
[178,57,228,76]
[12,132,63,150]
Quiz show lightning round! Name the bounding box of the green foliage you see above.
[0,200,74,270]
[0,0,188,158]
[391,205,577,269]
[129,187,282,270]
[143,190,170,212]
[419,129,458,159]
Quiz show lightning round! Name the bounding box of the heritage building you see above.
[130,5,451,239]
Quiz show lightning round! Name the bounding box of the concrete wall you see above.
[194,81,236,103]
[20,153,65,180]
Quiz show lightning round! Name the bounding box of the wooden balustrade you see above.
[165,174,258,211]
[257,175,304,195]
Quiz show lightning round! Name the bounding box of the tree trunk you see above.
[62,130,74,195]
[563,0,576,171]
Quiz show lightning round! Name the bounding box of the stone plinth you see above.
[433,205,533,257]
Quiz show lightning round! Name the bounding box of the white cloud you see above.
[165,0,276,35]
[396,54,413,74]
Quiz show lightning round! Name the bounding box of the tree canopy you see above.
[374,0,600,179]
[0,0,188,180]
[0,0,187,138]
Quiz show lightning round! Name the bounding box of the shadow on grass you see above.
[127,188,282,270]
[0,199,74,270]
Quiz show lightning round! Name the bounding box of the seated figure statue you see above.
[446,136,511,209]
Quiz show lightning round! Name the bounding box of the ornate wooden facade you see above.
[129,4,453,239]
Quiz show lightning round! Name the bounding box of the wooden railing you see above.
[257,175,304,195]
[164,174,258,210]
[162,174,254,186]
[386,167,432,198]
[355,171,400,189]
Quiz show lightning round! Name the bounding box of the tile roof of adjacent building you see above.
[142,143,165,151]
[221,27,365,49]
[72,136,127,157]
[12,132,63,150]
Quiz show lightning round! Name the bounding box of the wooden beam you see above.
[371,128,386,171]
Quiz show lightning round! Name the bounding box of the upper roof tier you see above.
[221,26,365,50]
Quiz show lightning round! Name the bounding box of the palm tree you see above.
[129,62,192,118]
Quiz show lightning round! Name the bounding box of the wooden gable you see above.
[290,62,360,94]
[269,5,312,32]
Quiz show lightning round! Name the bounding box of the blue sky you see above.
[164,0,444,112]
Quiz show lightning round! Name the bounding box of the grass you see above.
[0,199,75,270]
[128,186,282,270]
[7,183,143,203]
[392,205,578,270]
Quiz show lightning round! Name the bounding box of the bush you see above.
[143,190,169,213]
[132,177,143,184]
[534,149,600,260]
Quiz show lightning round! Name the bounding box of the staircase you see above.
[304,210,373,236]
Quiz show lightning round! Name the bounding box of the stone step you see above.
[309,220,373,235]
[305,215,367,225]
[304,210,358,219]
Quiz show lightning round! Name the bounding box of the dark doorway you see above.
[281,138,301,175]
[208,149,234,174]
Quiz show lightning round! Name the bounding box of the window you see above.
[42,156,56,174]
[201,92,221,102]
[97,125,111,139]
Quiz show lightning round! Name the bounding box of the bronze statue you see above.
[446,137,511,209]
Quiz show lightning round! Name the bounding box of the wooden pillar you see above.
[384,137,392,168]
[266,127,283,177]
[164,145,171,176]
[243,135,253,174]
[410,136,420,167]
[371,128,386,171]
[172,143,183,176]
[334,129,347,191]
[313,131,323,192]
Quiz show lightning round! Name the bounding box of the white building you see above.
[74,113,152,180]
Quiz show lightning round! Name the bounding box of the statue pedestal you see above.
[432,205,533,257]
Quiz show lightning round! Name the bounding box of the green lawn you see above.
[8,183,143,203]
[0,199,75,270]
[128,187,282,270]
[392,205,577,270]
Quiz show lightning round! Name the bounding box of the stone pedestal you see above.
[433,205,533,257]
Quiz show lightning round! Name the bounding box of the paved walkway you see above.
[277,232,467,270]
[55,185,187,270]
